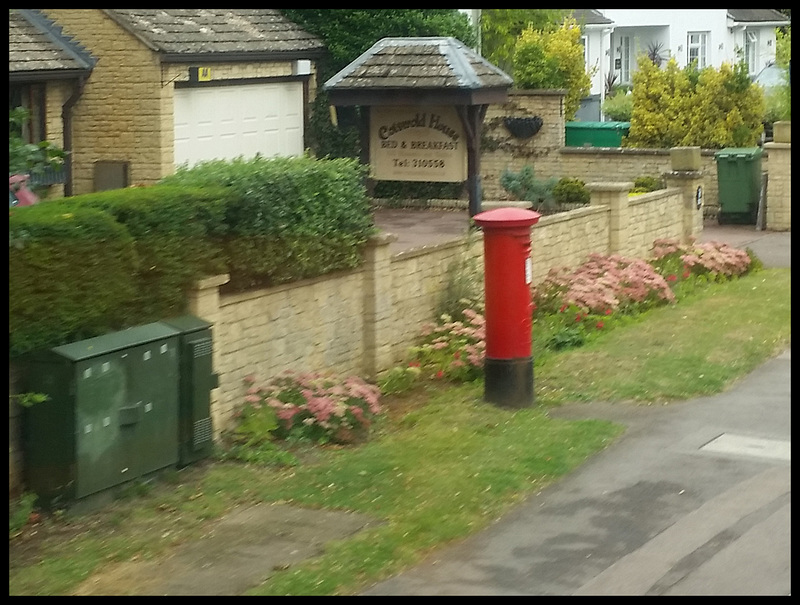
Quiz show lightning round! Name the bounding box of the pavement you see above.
[68,215,790,596]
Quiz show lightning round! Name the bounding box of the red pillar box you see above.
[473,207,541,408]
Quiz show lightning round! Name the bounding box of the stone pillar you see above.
[187,273,230,440]
[362,233,397,378]
[765,121,791,231]
[665,147,704,244]
[587,182,633,255]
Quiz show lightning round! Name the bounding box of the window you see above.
[9,83,46,143]
[581,35,589,74]
[687,32,708,68]
[620,36,632,84]
[744,30,758,75]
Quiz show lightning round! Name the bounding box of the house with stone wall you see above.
[9,9,325,197]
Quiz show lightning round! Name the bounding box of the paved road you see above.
[362,224,791,596]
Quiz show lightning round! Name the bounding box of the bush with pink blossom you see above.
[240,371,383,445]
[650,238,761,292]
[408,308,486,382]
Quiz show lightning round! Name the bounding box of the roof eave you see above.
[159,49,325,64]
[9,69,93,83]
[327,87,509,107]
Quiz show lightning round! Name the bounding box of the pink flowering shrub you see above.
[409,308,486,382]
[241,371,382,445]
[650,238,759,285]
[532,252,676,317]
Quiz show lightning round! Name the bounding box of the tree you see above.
[512,17,593,121]
[479,9,569,74]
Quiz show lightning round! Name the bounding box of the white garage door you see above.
[173,82,304,167]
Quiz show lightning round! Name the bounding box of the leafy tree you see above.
[512,17,593,121]
[479,9,569,74]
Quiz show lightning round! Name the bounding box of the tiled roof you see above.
[9,9,96,78]
[572,9,613,26]
[104,9,325,57]
[325,37,512,92]
[727,9,790,24]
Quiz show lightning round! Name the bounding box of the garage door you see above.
[173,82,304,167]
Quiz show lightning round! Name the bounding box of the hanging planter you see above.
[503,116,544,139]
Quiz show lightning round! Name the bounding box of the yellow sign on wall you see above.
[198,67,212,82]
[369,106,467,182]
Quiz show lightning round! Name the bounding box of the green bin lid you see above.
[714,147,763,159]
[566,121,630,129]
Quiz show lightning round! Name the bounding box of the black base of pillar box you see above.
[484,357,534,408]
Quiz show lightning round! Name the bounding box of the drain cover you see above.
[700,434,790,461]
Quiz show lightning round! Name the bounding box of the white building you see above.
[461,9,790,118]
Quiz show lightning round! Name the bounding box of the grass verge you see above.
[8,268,790,596]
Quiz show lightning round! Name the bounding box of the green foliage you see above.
[9,392,49,408]
[372,180,463,201]
[630,175,665,194]
[512,17,594,121]
[552,177,590,205]
[480,9,569,74]
[9,492,39,536]
[9,107,68,178]
[219,402,298,467]
[626,57,764,149]
[161,155,376,291]
[434,237,484,323]
[377,365,422,396]
[601,90,633,122]
[10,156,375,356]
[499,165,558,212]
[9,203,139,356]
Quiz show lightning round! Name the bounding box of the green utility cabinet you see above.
[161,316,218,467]
[22,323,180,505]
[565,121,630,147]
[714,147,763,224]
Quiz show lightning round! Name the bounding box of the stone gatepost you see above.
[765,121,791,231]
[587,182,634,255]
[664,146,704,244]
[362,233,398,378]
[187,273,230,440]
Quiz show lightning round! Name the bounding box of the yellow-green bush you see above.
[512,17,593,121]
[626,57,764,149]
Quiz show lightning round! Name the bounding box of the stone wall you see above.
[8,172,703,496]
[764,122,791,231]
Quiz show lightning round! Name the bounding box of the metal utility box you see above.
[714,147,763,224]
[565,121,631,147]
[161,316,218,467]
[21,323,180,505]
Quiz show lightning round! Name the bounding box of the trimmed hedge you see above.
[9,156,376,357]
[9,204,138,356]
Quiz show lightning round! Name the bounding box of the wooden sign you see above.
[369,105,467,182]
